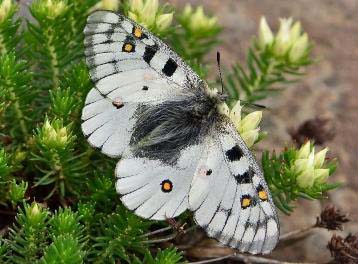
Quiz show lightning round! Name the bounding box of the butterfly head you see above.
[217,92,229,102]
[206,87,228,102]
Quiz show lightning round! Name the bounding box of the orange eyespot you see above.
[163,182,171,191]
[161,179,173,193]
[241,197,251,209]
[133,27,143,38]
[122,43,134,52]
[259,190,268,201]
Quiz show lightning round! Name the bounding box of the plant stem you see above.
[145,225,196,243]
[9,88,29,141]
[185,224,318,264]
[145,232,178,244]
[0,34,6,55]
[249,58,277,98]
[229,253,313,264]
[188,254,235,264]
[279,225,316,242]
[0,35,28,139]
[141,226,172,237]
[188,252,314,264]
[47,32,59,89]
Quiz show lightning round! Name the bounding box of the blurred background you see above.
[167,0,358,262]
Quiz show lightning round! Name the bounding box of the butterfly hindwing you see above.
[189,121,279,254]
[115,143,205,220]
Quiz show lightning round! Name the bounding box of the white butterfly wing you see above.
[85,10,202,88]
[82,11,201,157]
[115,143,205,220]
[82,11,280,255]
[82,90,138,157]
[189,121,279,254]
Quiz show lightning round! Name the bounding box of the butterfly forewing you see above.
[82,11,200,157]
[84,10,201,89]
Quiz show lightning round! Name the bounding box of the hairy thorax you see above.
[130,88,222,165]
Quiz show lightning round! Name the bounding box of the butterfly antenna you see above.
[216,51,265,109]
[216,51,225,95]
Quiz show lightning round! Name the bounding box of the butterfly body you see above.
[130,89,222,165]
[82,10,279,254]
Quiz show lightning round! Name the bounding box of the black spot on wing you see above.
[256,184,264,192]
[162,58,177,77]
[225,145,243,161]
[235,167,254,184]
[142,86,149,91]
[124,35,135,43]
[143,45,157,64]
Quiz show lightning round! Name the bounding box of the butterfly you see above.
[81,10,279,254]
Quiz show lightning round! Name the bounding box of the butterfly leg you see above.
[165,217,187,235]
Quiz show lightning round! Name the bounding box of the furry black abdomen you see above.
[130,94,217,165]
